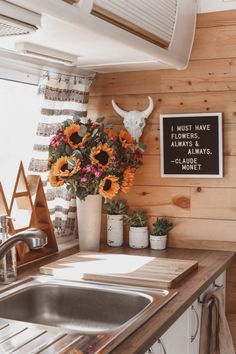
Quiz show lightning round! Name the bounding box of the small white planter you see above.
[129,226,149,249]
[107,214,123,247]
[150,234,167,250]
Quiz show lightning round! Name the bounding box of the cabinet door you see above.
[188,270,226,354]
[145,311,189,354]
[158,311,189,354]
[145,271,226,354]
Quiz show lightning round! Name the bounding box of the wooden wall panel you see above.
[89,10,236,330]
[91,59,236,96]
[191,187,236,220]
[88,92,236,124]
[134,156,236,188]
[191,26,236,60]
[120,186,190,218]
[197,10,236,28]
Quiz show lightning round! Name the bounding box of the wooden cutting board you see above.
[40,252,198,289]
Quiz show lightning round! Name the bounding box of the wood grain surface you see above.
[40,252,198,289]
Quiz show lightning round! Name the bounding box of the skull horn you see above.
[112,99,128,118]
[142,96,154,118]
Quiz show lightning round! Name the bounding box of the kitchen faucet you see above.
[0,215,48,283]
[0,228,48,259]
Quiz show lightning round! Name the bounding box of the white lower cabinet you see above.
[145,271,226,354]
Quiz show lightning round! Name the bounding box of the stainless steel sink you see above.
[0,276,177,353]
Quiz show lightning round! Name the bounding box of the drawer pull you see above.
[191,304,200,343]
[158,338,167,354]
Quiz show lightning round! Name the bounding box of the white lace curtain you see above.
[28,72,95,242]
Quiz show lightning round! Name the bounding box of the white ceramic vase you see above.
[76,194,102,251]
[129,226,149,249]
[107,214,123,247]
[150,234,167,250]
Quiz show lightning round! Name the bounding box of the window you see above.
[0,79,41,204]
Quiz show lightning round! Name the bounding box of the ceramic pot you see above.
[107,214,123,247]
[150,234,167,250]
[76,194,102,251]
[129,226,149,249]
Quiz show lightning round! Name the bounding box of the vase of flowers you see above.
[105,199,128,247]
[124,210,149,249]
[48,117,143,251]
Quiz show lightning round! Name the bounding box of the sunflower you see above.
[121,168,134,193]
[64,124,89,149]
[119,129,134,148]
[53,156,81,177]
[99,175,120,199]
[90,143,113,170]
[49,171,64,187]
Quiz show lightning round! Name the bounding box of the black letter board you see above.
[160,113,223,178]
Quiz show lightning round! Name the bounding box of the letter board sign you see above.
[160,113,223,178]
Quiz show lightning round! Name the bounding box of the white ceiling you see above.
[198,0,236,13]
[0,0,236,76]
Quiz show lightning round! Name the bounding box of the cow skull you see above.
[112,96,154,142]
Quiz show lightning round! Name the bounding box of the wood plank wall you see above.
[88,10,236,340]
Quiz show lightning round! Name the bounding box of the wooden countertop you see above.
[18,245,235,354]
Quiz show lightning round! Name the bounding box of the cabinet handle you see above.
[158,339,167,354]
[191,304,200,343]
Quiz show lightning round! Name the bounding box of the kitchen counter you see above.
[17,245,235,354]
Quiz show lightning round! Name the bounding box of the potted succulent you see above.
[105,199,128,247]
[124,210,149,249]
[150,217,173,250]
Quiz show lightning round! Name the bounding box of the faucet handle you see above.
[0,215,13,227]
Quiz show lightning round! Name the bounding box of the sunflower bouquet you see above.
[48,118,143,200]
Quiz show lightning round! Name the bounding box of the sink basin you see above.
[0,281,151,333]
[0,277,177,353]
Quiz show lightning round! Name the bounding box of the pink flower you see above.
[83,165,93,173]
[95,170,102,178]
[81,177,88,183]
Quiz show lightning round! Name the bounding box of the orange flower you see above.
[99,175,120,199]
[49,171,64,187]
[119,129,134,148]
[64,123,89,149]
[121,168,134,193]
[104,128,117,140]
[53,156,81,177]
[90,143,113,170]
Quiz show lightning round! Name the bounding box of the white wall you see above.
[198,0,236,13]
[0,79,41,205]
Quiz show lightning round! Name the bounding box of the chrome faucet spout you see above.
[0,228,48,260]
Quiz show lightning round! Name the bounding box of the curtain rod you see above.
[0,77,38,86]
[41,69,96,81]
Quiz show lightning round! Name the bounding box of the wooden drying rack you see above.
[0,162,58,265]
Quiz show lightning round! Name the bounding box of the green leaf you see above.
[65,145,73,155]
[96,117,105,123]
[67,158,76,170]
[104,123,113,129]
[138,143,147,151]
[91,128,99,137]
[72,150,83,160]
[78,125,87,137]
